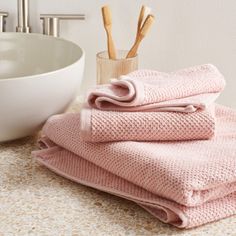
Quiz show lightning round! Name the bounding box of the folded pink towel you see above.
[80,105,215,142]
[33,104,236,228]
[83,64,225,142]
[88,64,225,112]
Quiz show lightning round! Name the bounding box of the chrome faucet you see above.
[16,0,31,33]
[0,12,8,32]
[40,14,85,37]
[0,0,85,37]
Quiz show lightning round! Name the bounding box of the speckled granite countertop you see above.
[0,105,236,236]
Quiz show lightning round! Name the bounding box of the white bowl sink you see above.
[0,33,85,142]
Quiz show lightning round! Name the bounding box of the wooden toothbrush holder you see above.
[96,50,138,84]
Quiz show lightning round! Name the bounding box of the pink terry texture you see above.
[80,105,216,142]
[33,105,236,229]
[88,64,225,112]
[82,64,225,142]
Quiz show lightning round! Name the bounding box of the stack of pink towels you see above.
[33,64,236,228]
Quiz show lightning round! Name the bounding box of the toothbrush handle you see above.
[126,37,142,58]
[106,29,116,59]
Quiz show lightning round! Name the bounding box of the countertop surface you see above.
[0,105,236,236]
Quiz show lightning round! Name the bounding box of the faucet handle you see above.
[0,11,8,32]
[40,14,85,37]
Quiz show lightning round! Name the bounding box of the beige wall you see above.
[2,0,236,107]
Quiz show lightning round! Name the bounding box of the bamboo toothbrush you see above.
[126,14,155,58]
[136,5,151,41]
[101,5,117,59]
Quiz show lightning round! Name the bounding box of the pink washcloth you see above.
[80,105,215,142]
[88,64,225,112]
[33,104,236,228]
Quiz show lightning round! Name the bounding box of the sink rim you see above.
[0,32,85,82]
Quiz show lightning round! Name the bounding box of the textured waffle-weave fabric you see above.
[33,104,236,228]
[80,105,215,142]
[88,64,225,112]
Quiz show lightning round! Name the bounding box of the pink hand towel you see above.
[83,64,225,142]
[33,104,236,228]
[88,64,225,112]
[80,105,215,142]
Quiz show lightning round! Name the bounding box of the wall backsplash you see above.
[1,0,236,107]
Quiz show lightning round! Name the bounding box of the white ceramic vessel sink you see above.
[0,33,84,142]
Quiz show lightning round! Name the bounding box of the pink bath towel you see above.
[33,104,236,228]
[88,64,225,112]
[80,105,215,142]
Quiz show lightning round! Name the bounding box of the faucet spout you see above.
[16,0,31,33]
